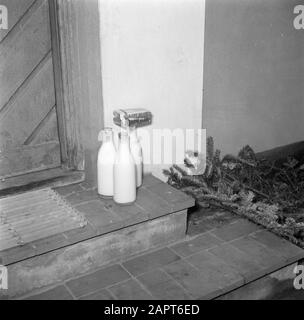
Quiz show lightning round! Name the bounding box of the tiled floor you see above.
[20,218,304,300]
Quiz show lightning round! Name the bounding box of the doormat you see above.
[0,188,88,251]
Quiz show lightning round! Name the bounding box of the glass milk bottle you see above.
[97,128,116,198]
[114,131,137,205]
[130,127,143,188]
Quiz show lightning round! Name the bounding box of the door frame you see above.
[0,0,104,194]
[49,0,84,171]
[53,0,104,184]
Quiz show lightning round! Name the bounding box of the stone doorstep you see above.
[0,174,195,298]
[0,174,195,266]
[1,209,188,299]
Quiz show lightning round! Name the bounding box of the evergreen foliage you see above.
[163,137,304,247]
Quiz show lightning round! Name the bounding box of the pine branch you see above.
[163,135,304,247]
[172,164,188,177]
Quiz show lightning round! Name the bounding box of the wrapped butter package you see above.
[113,108,152,128]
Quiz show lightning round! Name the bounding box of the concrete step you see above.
[0,175,194,299]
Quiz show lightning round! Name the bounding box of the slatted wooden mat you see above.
[0,188,88,251]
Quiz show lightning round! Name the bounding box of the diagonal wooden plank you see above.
[25,106,59,145]
[0,0,36,43]
[0,52,56,149]
[0,0,51,110]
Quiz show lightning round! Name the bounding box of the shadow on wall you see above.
[203,0,304,155]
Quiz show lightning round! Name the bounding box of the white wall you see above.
[99,0,205,180]
[203,0,304,156]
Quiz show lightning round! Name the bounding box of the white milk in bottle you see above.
[97,128,116,198]
[130,127,143,187]
[114,131,136,204]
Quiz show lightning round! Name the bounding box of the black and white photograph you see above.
[0,0,304,304]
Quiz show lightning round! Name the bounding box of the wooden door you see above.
[0,0,62,180]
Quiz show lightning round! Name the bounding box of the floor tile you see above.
[101,199,148,227]
[250,230,304,263]
[211,219,261,241]
[208,243,263,281]
[109,279,154,300]
[170,232,223,257]
[142,175,163,188]
[65,189,100,206]
[66,264,130,297]
[148,183,194,211]
[230,236,284,271]
[122,247,181,276]
[76,200,123,232]
[162,259,223,299]
[136,187,172,219]
[186,250,244,290]
[137,269,192,300]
